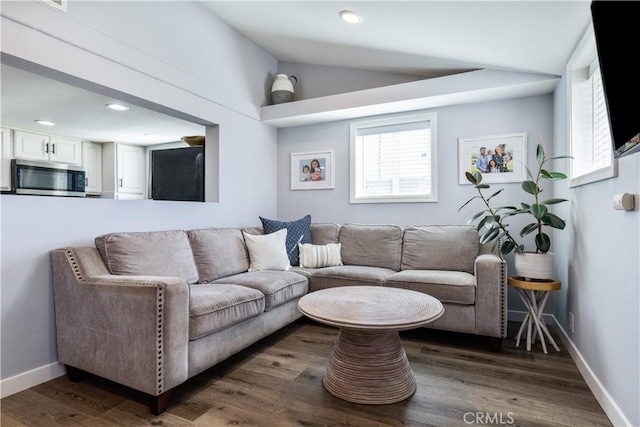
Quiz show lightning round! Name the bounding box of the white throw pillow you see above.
[298,243,343,268]
[243,229,291,271]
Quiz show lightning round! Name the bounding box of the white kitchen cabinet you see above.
[49,135,82,165]
[102,142,145,199]
[1,127,13,191]
[82,141,102,195]
[14,130,81,165]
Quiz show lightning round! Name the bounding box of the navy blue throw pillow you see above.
[259,215,311,266]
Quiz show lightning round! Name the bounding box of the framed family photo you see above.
[458,132,528,185]
[290,149,335,190]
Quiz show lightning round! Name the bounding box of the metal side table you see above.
[508,276,561,354]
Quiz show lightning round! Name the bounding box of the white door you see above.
[0,127,13,191]
[50,136,82,165]
[116,144,145,196]
[82,141,102,195]
[14,130,49,161]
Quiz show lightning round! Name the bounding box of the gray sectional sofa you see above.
[51,222,506,414]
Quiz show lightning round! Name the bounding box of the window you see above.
[350,112,437,203]
[567,25,617,187]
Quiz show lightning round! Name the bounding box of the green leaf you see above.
[521,203,531,210]
[494,205,518,212]
[474,171,483,184]
[524,165,535,182]
[475,184,490,189]
[483,215,501,229]
[541,212,566,229]
[480,228,500,244]
[541,198,568,205]
[486,189,504,202]
[477,216,488,231]
[467,211,487,224]
[549,172,567,180]
[535,232,551,253]
[520,222,539,238]
[500,240,516,255]
[458,196,480,212]
[522,181,538,195]
[536,144,545,164]
[530,204,548,219]
[548,155,573,161]
[465,171,477,185]
[540,169,553,179]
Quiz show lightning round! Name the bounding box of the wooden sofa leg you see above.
[489,337,503,353]
[65,365,84,382]
[149,390,172,415]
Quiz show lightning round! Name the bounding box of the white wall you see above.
[277,61,422,100]
[553,75,640,426]
[277,94,553,226]
[0,1,278,386]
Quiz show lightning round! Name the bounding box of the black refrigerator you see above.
[151,146,204,202]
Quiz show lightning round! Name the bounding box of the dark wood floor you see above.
[1,319,611,427]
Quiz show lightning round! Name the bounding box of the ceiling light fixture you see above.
[106,103,130,111]
[339,10,363,24]
[35,119,55,126]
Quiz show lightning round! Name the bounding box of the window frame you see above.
[349,112,438,204]
[567,24,617,188]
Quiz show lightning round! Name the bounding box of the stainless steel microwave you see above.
[11,159,86,197]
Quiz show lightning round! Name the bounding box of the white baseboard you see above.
[0,362,66,399]
[551,316,632,427]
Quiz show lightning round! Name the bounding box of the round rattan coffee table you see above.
[297,286,444,404]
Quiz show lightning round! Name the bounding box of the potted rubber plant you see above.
[459,141,571,280]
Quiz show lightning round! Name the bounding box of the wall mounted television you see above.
[590,1,640,158]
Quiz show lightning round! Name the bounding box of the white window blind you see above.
[590,66,612,169]
[350,113,437,203]
[567,25,617,187]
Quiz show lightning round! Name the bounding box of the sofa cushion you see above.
[310,223,341,245]
[95,230,199,284]
[386,270,475,305]
[187,228,249,283]
[299,243,343,268]
[338,223,403,271]
[260,215,311,266]
[189,284,265,340]
[243,229,291,272]
[401,225,479,274]
[309,265,395,291]
[213,271,308,311]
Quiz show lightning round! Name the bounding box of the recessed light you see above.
[35,120,55,126]
[106,103,130,111]
[339,10,363,24]
[143,133,158,138]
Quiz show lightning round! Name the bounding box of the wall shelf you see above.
[261,69,559,128]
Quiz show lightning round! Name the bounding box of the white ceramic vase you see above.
[271,74,297,104]
[514,252,555,280]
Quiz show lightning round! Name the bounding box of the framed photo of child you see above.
[458,132,528,185]
[290,149,335,190]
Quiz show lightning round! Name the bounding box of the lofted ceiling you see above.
[203,1,592,78]
[1,2,594,143]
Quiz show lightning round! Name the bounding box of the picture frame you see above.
[458,132,528,185]
[290,149,335,190]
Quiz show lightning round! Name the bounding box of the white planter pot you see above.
[514,252,555,280]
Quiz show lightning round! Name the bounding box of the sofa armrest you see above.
[474,254,507,338]
[51,248,190,397]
